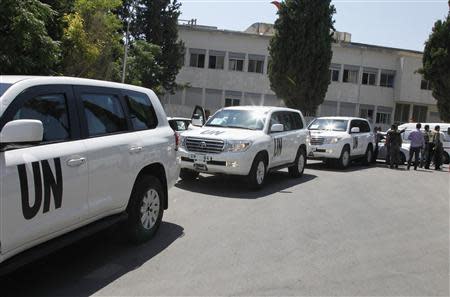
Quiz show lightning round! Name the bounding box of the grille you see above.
[185,137,225,154]
[310,137,325,145]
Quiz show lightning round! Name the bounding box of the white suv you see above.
[0,76,179,273]
[307,117,374,168]
[178,106,309,189]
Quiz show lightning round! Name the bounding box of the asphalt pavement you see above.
[2,161,449,296]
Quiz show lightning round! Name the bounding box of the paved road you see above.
[2,162,449,296]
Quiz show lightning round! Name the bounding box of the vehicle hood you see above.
[181,127,265,141]
[309,130,348,138]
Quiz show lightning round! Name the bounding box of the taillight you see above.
[174,132,180,151]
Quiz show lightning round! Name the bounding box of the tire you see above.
[289,147,306,178]
[179,168,199,181]
[248,154,267,190]
[338,146,351,169]
[443,152,449,164]
[126,175,164,244]
[362,145,373,166]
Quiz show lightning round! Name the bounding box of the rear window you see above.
[0,83,12,97]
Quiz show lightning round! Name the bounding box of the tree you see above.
[0,0,60,75]
[61,0,123,80]
[268,0,336,115]
[122,0,185,94]
[125,40,163,92]
[419,3,450,122]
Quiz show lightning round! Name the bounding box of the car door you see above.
[0,85,89,255]
[268,112,290,166]
[74,86,141,217]
[191,105,206,127]
[349,120,363,156]
[360,120,372,152]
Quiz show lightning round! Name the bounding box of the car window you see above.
[206,109,265,130]
[81,93,127,136]
[13,94,70,142]
[126,93,158,130]
[309,119,348,131]
[361,120,371,133]
[290,112,304,129]
[0,83,12,97]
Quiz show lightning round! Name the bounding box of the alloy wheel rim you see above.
[140,189,160,230]
[343,151,350,167]
[256,161,265,185]
[298,154,305,172]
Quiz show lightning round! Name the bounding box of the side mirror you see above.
[350,127,360,133]
[271,123,284,133]
[0,120,43,144]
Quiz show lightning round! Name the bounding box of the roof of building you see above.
[178,22,423,56]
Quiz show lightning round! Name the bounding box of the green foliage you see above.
[123,0,185,94]
[125,40,163,93]
[60,0,123,80]
[0,0,60,75]
[268,0,335,114]
[420,7,450,122]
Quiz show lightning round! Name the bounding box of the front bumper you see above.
[307,144,343,159]
[178,148,254,176]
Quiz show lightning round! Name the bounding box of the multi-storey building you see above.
[162,21,439,130]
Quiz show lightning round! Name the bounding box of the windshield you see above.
[205,109,266,130]
[308,119,348,132]
[0,83,12,97]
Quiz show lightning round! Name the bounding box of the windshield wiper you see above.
[226,125,255,130]
[205,124,226,127]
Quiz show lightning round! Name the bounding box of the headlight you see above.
[323,137,341,144]
[179,136,187,148]
[225,140,252,152]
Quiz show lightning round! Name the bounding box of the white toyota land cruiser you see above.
[0,76,179,274]
[178,106,309,189]
[307,117,374,168]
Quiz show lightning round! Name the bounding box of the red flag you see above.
[271,1,281,10]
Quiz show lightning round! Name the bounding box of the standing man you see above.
[407,123,425,170]
[386,124,403,169]
[424,125,434,169]
[433,125,444,170]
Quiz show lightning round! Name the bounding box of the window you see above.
[225,98,240,107]
[126,93,158,130]
[394,103,410,123]
[420,79,432,90]
[359,108,374,122]
[0,83,12,97]
[208,52,225,69]
[412,105,428,123]
[362,70,377,85]
[248,55,265,74]
[330,69,340,82]
[360,120,371,133]
[229,52,245,71]
[376,112,391,125]
[189,51,205,68]
[290,112,304,130]
[380,71,395,88]
[82,93,127,136]
[343,67,359,83]
[205,109,266,130]
[13,94,70,142]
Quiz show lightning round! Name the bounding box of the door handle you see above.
[67,157,86,167]
[129,146,143,154]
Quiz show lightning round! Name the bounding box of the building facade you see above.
[162,22,439,130]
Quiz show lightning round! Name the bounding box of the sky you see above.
[178,0,449,51]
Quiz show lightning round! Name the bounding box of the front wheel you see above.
[248,154,267,190]
[126,175,164,244]
[338,146,351,169]
[289,147,306,178]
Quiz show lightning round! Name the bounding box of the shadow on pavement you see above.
[306,160,385,173]
[0,222,184,297]
[175,171,317,199]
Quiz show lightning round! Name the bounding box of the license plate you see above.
[194,164,208,171]
[189,154,212,165]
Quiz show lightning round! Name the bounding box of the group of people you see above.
[375,123,444,170]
